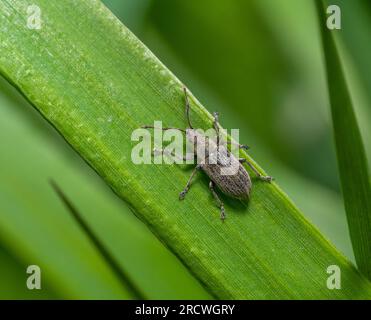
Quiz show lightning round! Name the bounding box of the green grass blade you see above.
[316,0,371,280]
[329,0,371,110]
[1,0,371,298]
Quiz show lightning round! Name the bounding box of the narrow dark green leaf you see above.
[316,0,371,280]
[50,180,145,299]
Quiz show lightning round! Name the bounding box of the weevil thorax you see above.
[186,128,218,164]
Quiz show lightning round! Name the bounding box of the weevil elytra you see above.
[142,87,273,220]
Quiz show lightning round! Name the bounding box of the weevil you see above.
[142,87,273,220]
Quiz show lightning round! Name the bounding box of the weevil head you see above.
[185,128,208,147]
[185,129,204,159]
[185,128,200,142]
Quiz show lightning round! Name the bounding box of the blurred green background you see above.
[0,0,370,299]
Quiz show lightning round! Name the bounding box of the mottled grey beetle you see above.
[142,87,273,220]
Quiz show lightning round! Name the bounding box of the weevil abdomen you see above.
[202,158,252,200]
[186,129,252,200]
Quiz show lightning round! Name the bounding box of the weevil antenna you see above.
[183,87,194,129]
[141,125,185,133]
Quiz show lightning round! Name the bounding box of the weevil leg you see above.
[153,148,193,162]
[211,113,249,150]
[211,113,249,156]
[241,158,274,182]
[228,141,250,151]
[141,125,185,132]
[212,112,220,132]
[183,87,194,129]
[209,181,226,221]
[179,165,202,200]
[212,112,222,163]
[212,112,220,144]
